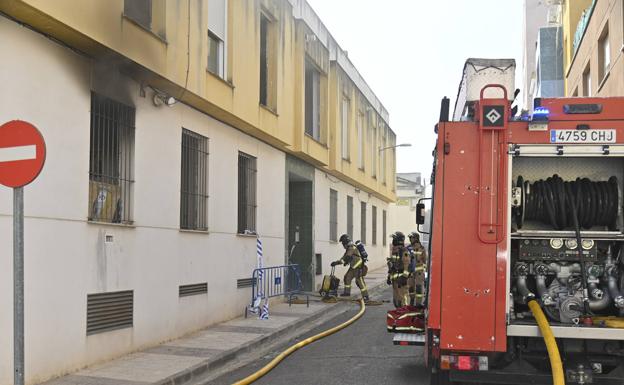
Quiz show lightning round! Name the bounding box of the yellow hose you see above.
[527,299,565,385]
[232,299,366,385]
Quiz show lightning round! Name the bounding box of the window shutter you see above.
[208,0,227,40]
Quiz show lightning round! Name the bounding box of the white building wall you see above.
[0,18,285,385]
[313,170,389,291]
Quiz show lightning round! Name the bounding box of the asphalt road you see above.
[209,288,430,385]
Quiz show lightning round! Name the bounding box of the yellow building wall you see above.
[562,0,594,94]
[0,0,395,201]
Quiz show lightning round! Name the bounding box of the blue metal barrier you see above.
[245,264,309,317]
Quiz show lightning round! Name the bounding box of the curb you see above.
[155,276,388,385]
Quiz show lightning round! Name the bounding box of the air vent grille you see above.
[179,283,208,297]
[237,278,256,288]
[87,290,133,335]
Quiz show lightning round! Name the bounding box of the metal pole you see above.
[14,187,24,385]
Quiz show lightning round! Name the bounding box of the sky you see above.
[306,0,525,179]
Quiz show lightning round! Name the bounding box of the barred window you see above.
[89,92,135,224]
[372,205,377,245]
[360,202,367,244]
[329,189,338,242]
[180,129,209,231]
[382,209,387,246]
[238,152,257,234]
[347,195,353,239]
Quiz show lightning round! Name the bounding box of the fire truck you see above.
[418,59,624,384]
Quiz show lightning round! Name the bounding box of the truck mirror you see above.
[416,203,426,225]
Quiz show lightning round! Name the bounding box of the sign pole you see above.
[14,186,24,385]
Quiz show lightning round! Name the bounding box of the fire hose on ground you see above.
[231,298,366,385]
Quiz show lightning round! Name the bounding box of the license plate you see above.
[550,129,616,143]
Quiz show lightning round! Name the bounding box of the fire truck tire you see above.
[429,369,451,385]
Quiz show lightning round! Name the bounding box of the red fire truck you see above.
[419,59,624,384]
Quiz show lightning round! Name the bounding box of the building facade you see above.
[563,0,624,96]
[388,173,425,246]
[0,1,396,383]
[522,0,564,111]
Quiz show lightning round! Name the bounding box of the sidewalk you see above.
[41,267,388,385]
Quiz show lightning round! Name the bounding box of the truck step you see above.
[393,333,425,346]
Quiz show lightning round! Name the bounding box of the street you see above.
[210,288,430,385]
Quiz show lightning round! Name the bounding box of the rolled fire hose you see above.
[527,299,565,385]
[232,299,366,385]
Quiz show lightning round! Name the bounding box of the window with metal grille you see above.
[180,129,209,231]
[360,202,367,244]
[86,290,133,335]
[382,209,387,246]
[179,283,208,297]
[89,92,135,224]
[124,0,152,30]
[329,189,338,241]
[372,205,377,245]
[347,195,353,239]
[238,152,257,234]
[357,112,364,169]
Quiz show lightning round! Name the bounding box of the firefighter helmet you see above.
[408,232,420,243]
[391,231,405,245]
[339,234,351,245]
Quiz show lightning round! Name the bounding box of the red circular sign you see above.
[0,120,46,188]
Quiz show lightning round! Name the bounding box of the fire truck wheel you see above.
[429,369,451,385]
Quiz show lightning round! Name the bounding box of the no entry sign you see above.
[0,120,46,187]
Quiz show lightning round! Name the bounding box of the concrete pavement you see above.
[40,267,388,385]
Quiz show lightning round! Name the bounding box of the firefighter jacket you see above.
[338,244,364,270]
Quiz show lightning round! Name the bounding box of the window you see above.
[582,64,591,96]
[357,112,364,169]
[372,205,377,245]
[89,92,135,224]
[382,209,387,246]
[341,97,350,160]
[124,0,152,30]
[208,0,227,78]
[329,189,338,242]
[598,26,610,82]
[360,202,367,244]
[305,60,321,141]
[208,32,224,78]
[380,125,386,184]
[259,12,276,109]
[371,117,377,178]
[180,129,209,231]
[238,152,257,234]
[347,196,353,239]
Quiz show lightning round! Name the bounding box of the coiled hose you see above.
[232,299,366,385]
[528,299,565,385]
[519,175,618,230]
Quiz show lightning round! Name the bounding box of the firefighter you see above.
[388,231,410,307]
[407,231,427,306]
[331,234,369,301]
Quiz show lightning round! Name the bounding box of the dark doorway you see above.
[288,176,313,292]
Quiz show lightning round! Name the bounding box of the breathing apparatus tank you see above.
[355,240,368,262]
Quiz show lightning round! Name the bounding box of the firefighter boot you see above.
[340,286,351,297]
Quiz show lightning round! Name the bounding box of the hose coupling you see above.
[614,296,624,308]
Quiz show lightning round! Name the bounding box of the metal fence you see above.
[246,264,308,317]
